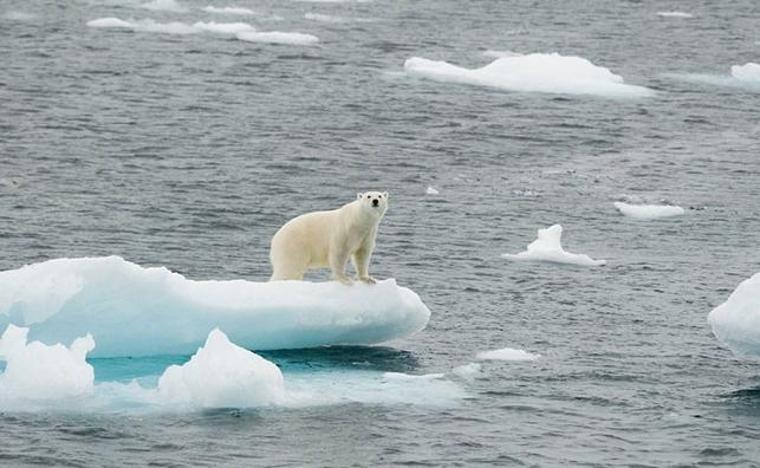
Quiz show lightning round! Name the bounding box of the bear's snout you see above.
[372,199,379,207]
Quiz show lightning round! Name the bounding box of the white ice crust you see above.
[502,224,607,267]
[0,325,95,402]
[403,53,654,98]
[708,272,760,357]
[476,347,539,361]
[731,63,760,82]
[613,201,685,220]
[158,328,286,408]
[0,256,431,357]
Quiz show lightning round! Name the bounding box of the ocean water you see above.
[2,0,760,465]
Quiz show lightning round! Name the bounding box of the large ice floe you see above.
[708,273,760,357]
[87,17,319,45]
[403,53,654,98]
[613,201,685,220]
[502,224,606,267]
[0,256,430,357]
[0,325,95,404]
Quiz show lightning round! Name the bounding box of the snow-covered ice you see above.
[501,224,607,267]
[236,30,319,45]
[202,6,255,16]
[140,0,186,12]
[656,11,693,18]
[476,347,539,361]
[404,53,654,98]
[613,201,685,220]
[0,325,95,403]
[158,329,286,408]
[426,186,439,195]
[0,256,430,357]
[731,63,760,82]
[708,272,760,357]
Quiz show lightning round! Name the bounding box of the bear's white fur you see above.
[269,191,389,284]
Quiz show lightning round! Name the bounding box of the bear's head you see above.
[357,191,389,217]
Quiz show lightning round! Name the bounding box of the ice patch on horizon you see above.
[502,224,606,267]
[476,347,539,361]
[202,6,255,15]
[0,256,429,357]
[708,273,760,358]
[0,325,95,404]
[157,329,286,408]
[140,0,186,12]
[236,30,319,45]
[657,11,693,18]
[613,202,685,220]
[426,186,439,195]
[404,53,654,98]
[731,63,760,82]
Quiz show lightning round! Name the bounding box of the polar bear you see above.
[269,191,389,284]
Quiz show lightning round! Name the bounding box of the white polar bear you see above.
[269,191,389,284]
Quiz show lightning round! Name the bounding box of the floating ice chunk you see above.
[202,6,255,15]
[731,63,760,82]
[450,363,481,381]
[236,30,319,45]
[0,256,430,357]
[501,224,606,267]
[708,273,760,357]
[656,11,693,18]
[476,347,539,361]
[87,17,133,28]
[140,0,186,12]
[404,53,654,98]
[158,329,286,408]
[481,50,523,59]
[193,21,255,34]
[382,371,445,381]
[0,325,95,402]
[613,201,685,220]
[426,186,439,195]
[3,11,36,21]
[305,13,346,22]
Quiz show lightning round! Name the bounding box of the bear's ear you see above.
[357,192,363,200]
[383,192,389,199]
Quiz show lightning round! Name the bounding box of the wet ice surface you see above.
[2,0,760,465]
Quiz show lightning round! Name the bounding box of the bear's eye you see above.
[366,195,370,198]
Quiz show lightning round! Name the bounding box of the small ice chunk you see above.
[708,272,760,357]
[202,6,255,15]
[731,63,760,82]
[140,0,186,12]
[613,201,684,220]
[157,329,286,408]
[476,347,539,361]
[501,224,606,267]
[0,325,95,401]
[656,11,693,18]
[450,363,481,381]
[426,186,439,195]
[236,30,319,45]
[193,21,255,34]
[382,372,446,381]
[404,53,654,98]
[87,17,133,28]
[3,11,36,21]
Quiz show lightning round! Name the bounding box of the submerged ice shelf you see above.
[0,256,430,357]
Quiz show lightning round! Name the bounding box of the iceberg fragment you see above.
[708,273,760,357]
[502,224,606,267]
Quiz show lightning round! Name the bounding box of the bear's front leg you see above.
[352,245,376,284]
[329,247,353,285]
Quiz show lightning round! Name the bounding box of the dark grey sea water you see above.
[2,0,760,465]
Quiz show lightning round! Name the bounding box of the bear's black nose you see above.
[372,199,379,206]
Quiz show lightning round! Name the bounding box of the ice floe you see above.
[476,347,539,361]
[0,256,430,357]
[0,325,95,403]
[731,63,760,82]
[708,273,760,357]
[157,329,286,408]
[613,201,685,220]
[202,6,255,15]
[426,186,439,195]
[140,0,186,12]
[656,11,693,18]
[501,224,607,267]
[404,53,654,98]
[236,30,319,45]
